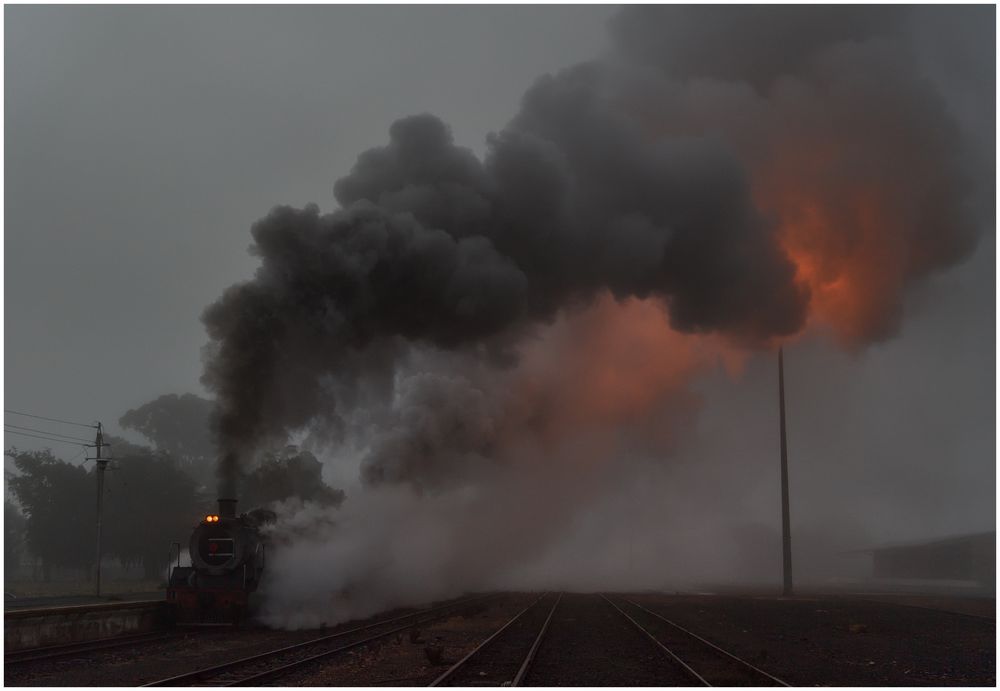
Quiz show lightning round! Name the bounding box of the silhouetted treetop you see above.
[119,393,215,461]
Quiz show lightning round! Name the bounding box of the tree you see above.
[101,439,205,580]
[6,441,208,583]
[240,447,344,510]
[6,449,95,581]
[5,500,26,578]
[118,393,216,487]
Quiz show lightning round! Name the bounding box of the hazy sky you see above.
[5,5,613,428]
[5,5,994,548]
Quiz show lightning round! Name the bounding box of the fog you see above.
[5,6,994,626]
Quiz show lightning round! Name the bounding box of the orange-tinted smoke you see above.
[750,102,968,349]
[507,294,745,466]
[630,41,978,348]
[754,171,909,347]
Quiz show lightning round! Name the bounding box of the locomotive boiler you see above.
[167,498,274,625]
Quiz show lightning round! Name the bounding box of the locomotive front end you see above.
[167,498,268,625]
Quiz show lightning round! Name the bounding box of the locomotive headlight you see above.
[205,514,220,523]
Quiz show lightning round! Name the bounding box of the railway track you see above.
[602,595,791,686]
[5,630,175,665]
[142,594,498,687]
[429,592,562,687]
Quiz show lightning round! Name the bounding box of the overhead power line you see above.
[4,423,94,444]
[3,429,94,447]
[4,409,97,429]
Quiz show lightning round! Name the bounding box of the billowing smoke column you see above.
[608,5,984,343]
[202,6,984,504]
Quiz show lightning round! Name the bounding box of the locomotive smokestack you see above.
[219,498,237,519]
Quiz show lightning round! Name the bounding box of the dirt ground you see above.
[838,592,995,619]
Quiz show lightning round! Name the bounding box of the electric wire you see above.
[67,446,88,465]
[3,423,94,444]
[3,429,93,447]
[3,411,111,466]
[4,409,97,429]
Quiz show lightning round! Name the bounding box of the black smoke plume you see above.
[201,6,984,494]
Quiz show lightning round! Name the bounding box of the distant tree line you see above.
[5,393,342,582]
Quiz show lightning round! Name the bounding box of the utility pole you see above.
[778,348,793,597]
[628,497,634,580]
[91,422,109,598]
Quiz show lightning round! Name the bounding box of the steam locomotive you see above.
[166,498,274,625]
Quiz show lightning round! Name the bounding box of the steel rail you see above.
[429,593,549,687]
[511,592,562,687]
[6,631,174,665]
[230,610,473,687]
[601,594,711,686]
[623,598,791,686]
[142,594,497,687]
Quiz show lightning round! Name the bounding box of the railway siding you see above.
[628,593,996,686]
[5,592,994,686]
[521,593,693,686]
[610,596,788,686]
[276,594,535,686]
[431,592,561,686]
[143,594,503,686]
